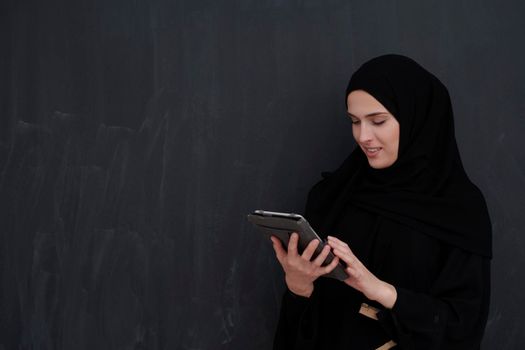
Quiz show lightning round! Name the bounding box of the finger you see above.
[301,239,320,261]
[313,244,331,266]
[270,236,286,263]
[345,265,356,276]
[327,236,349,249]
[322,256,340,274]
[287,232,299,256]
[326,241,345,253]
[327,239,353,255]
[332,247,356,266]
[345,265,362,282]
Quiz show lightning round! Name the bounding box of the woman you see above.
[270,54,492,349]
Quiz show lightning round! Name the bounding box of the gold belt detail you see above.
[358,303,397,350]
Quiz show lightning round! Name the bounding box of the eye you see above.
[373,120,386,125]
[350,119,360,125]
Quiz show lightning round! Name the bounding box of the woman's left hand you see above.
[327,235,397,309]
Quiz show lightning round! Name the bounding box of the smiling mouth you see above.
[363,147,382,157]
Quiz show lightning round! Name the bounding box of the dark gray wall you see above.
[1,0,523,349]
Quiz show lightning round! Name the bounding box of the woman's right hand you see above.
[271,232,340,298]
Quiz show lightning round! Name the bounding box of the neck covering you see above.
[305,54,492,258]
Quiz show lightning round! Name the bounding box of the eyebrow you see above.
[346,112,390,118]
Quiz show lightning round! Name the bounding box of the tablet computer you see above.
[247,210,348,281]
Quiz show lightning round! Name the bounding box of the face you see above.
[346,90,400,169]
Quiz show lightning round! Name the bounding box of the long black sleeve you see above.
[273,287,320,350]
[378,247,491,349]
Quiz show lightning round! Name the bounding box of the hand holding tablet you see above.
[247,210,348,281]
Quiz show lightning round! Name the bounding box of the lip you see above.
[362,146,382,158]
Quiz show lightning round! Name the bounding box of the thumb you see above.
[271,236,286,262]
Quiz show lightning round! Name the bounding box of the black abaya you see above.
[273,205,490,349]
[272,54,492,349]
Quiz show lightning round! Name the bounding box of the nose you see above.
[357,123,373,144]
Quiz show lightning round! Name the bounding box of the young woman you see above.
[271,54,492,349]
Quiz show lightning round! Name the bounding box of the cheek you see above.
[379,127,399,150]
[386,125,400,154]
[393,133,400,155]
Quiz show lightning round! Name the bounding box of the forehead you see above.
[346,90,391,115]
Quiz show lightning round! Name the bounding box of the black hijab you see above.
[305,54,492,258]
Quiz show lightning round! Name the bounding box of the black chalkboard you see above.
[1,0,524,349]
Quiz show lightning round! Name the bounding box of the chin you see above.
[367,159,395,169]
[368,163,388,169]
